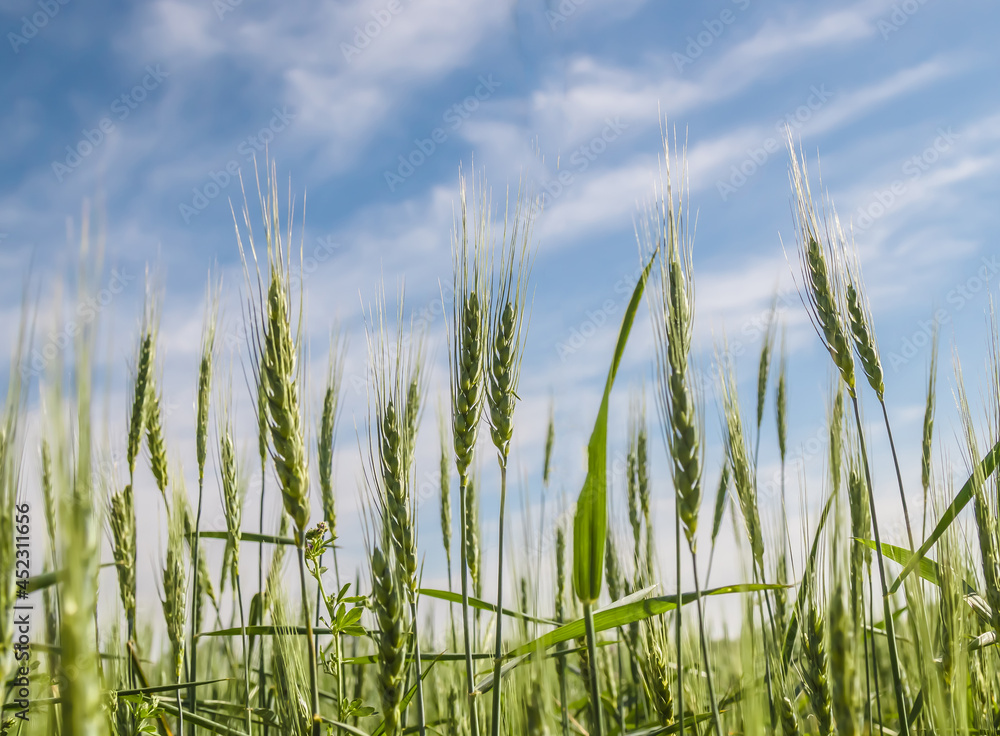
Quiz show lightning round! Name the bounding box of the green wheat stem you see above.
[295,542,322,736]
[674,490,684,736]
[690,549,723,735]
[490,462,509,734]
[583,602,604,736]
[235,569,252,735]
[458,471,479,736]
[878,399,915,550]
[851,394,909,736]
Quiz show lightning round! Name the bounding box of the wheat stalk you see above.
[448,168,491,736]
[644,131,723,736]
[235,161,319,735]
[162,485,189,684]
[146,382,169,499]
[486,184,533,731]
[788,139,909,734]
[371,542,409,736]
[108,483,137,629]
[189,278,218,727]
[364,285,427,735]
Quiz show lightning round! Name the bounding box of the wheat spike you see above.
[108,483,137,622]
[788,143,856,396]
[802,595,832,736]
[371,544,408,736]
[162,484,189,683]
[146,382,169,497]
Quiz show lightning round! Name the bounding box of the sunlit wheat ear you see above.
[196,279,220,486]
[543,398,555,487]
[449,171,491,477]
[801,589,832,736]
[487,184,533,462]
[364,286,424,595]
[554,524,566,621]
[644,150,702,546]
[127,327,155,485]
[773,551,788,634]
[830,559,857,736]
[718,357,764,572]
[636,407,653,577]
[219,399,244,578]
[775,332,788,465]
[40,440,56,554]
[270,592,311,735]
[626,394,643,567]
[439,408,453,573]
[466,470,482,597]
[787,143,856,396]
[318,331,346,536]
[162,484,189,683]
[108,483,137,622]
[828,381,844,494]
[637,617,674,726]
[921,328,938,513]
[175,491,217,612]
[756,294,779,436]
[842,249,884,400]
[145,379,169,498]
[370,542,408,736]
[604,532,623,602]
[779,695,801,736]
[235,169,310,540]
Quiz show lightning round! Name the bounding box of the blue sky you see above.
[3,0,1000,616]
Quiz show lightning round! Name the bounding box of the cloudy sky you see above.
[3,0,1000,621]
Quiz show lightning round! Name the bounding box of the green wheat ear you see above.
[318,330,346,537]
[487,184,533,463]
[236,165,311,539]
[108,483,137,622]
[162,482,189,683]
[788,142,856,396]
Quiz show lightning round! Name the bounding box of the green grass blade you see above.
[511,582,778,658]
[117,678,232,697]
[198,625,337,638]
[888,436,1000,594]
[418,587,560,625]
[781,490,836,670]
[573,250,657,603]
[191,530,298,546]
[856,539,940,586]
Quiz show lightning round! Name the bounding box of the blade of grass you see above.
[889,436,1000,594]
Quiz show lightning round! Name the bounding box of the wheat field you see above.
[2,138,999,736]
